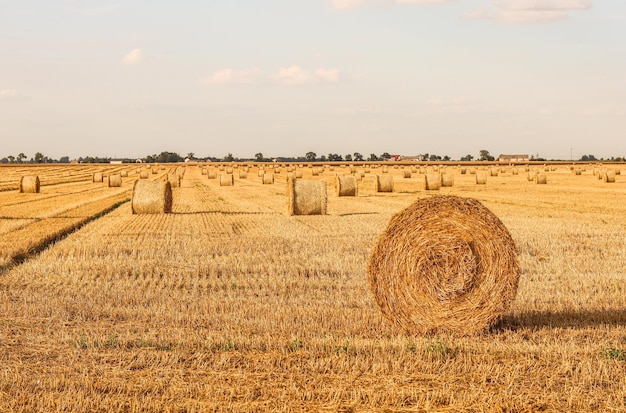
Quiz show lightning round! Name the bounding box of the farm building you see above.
[497,154,530,162]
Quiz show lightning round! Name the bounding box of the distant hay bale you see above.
[419,167,426,174]
[151,168,158,174]
[226,167,234,174]
[527,170,536,181]
[108,174,122,187]
[424,173,441,190]
[573,169,582,176]
[615,169,621,175]
[603,170,616,183]
[295,170,303,178]
[218,166,225,171]
[131,180,172,214]
[490,168,499,177]
[93,172,103,182]
[335,175,357,197]
[469,168,476,175]
[239,170,248,179]
[511,168,519,175]
[207,171,217,179]
[139,171,149,179]
[411,167,417,173]
[460,167,467,175]
[219,173,234,186]
[440,173,454,187]
[286,172,296,180]
[368,195,520,335]
[375,175,394,193]
[19,176,40,193]
[402,170,412,179]
[258,169,265,177]
[534,172,547,184]
[475,173,487,185]
[167,173,181,188]
[312,167,322,176]
[121,171,128,177]
[287,179,327,215]
[382,166,389,173]
[201,168,208,175]
[262,173,274,184]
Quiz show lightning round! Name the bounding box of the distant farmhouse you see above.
[497,154,529,162]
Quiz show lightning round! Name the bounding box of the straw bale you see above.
[382,166,389,173]
[139,171,149,179]
[490,168,499,177]
[441,173,454,187]
[108,174,122,187]
[424,173,441,190]
[603,170,616,183]
[131,180,172,214]
[402,170,412,179]
[219,173,234,186]
[287,179,327,215]
[534,172,547,184]
[475,172,487,185]
[207,171,217,179]
[460,167,467,175]
[368,195,519,335]
[93,172,103,182]
[258,169,265,177]
[151,168,158,174]
[226,167,234,174]
[121,171,128,177]
[295,170,303,178]
[286,172,296,180]
[202,168,208,175]
[262,173,274,184]
[335,175,357,197]
[573,169,582,176]
[239,170,248,179]
[167,173,181,188]
[511,168,518,175]
[376,175,394,192]
[19,176,40,193]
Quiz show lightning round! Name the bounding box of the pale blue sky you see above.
[1,0,624,160]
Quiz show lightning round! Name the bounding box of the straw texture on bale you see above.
[440,173,454,187]
[201,168,208,175]
[402,170,412,179]
[603,170,616,183]
[262,173,274,185]
[534,173,547,184]
[239,171,248,179]
[108,174,122,187]
[335,175,357,197]
[152,168,158,174]
[19,175,40,193]
[167,174,181,188]
[475,173,487,185]
[460,167,467,175]
[424,174,441,190]
[295,170,303,178]
[219,173,234,186]
[207,171,217,179]
[287,179,327,216]
[375,175,394,193]
[258,169,265,177]
[139,171,149,179]
[490,168,499,177]
[121,171,128,177]
[573,169,582,176]
[368,195,519,335]
[226,167,234,174]
[131,180,172,214]
[93,172,103,183]
[382,166,389,173]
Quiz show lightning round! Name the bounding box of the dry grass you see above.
[0,163,625,411]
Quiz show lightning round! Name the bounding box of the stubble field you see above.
[0,162,625,412]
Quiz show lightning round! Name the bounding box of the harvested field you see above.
[0,163,625,412]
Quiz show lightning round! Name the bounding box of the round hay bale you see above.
[312,167,322,176]
[108,174,122,187]
[239,170,248,179]
[615,169,621,175]
[424,174,441,190]
[287,179,327,215]
[295,170,304,178]
[376,175,394,193]
[258,169,265,177]
[368,195,519,335]
[603,170,616,183]
[139,171,149,179]
[93,172,103,183]
[475,172,487,185]
[219,173,234,186]
[286,172,296,180]
[121,171,129,177]
[511,168,519,176]
[207,170,217,179]
[152,168,158,174]
[534,172,547,184]
[402,170,412,179]
[382,166,389,173]
[201,168,208,175]
[527,170,536,182]
[441,173,454,188]
[335,175,357,197]
[490,168,499,177]
[131,180,172,214]
[460,167,467,175]
[19,175,40,193]
[262,173,274,185]
[573,168,582,176]
[167,173,181,188]
[226,167,234,174]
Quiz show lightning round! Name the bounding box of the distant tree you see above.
[7,155,15,163]
[429,154,441,161]
[187,152,195,160]
[255,152,264,162]
[224,153,235,162]
[380,152,391,160]
[443,155,450,161]
[319,155,327,161]
[155,151,183,163]
[34,152,44,163]
[580,154,596,161]
[17,153,26,163]
[368,153,379,161]
[305,152,317,162]
[59,156,70,163]
[479,150,494,161]
[353,152,364,161]
[460,154,474,161]
[345,154,352,161]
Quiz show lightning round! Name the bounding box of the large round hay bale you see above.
[131,180,172,214]
[201,167,208,175]
[108,174,122,187]
[460,167,467,175]
[335,175,357,197]
[402,170,412,179]
[139,171,149,179]
[376,175,394,193]
[368,195,519,335]
[424,173,441,190]
[490,168,499,177]
[295,170,304,178]
[441,173,454,187]
[121,171,129,177]
[151,168,158,174]
[93,172,103,183]
[534,172,547,184]
[19,176,40,193]
[219,173,234,186]
[603,170,616,183]
[239,170,248,179]
[225,167,234,174]
[168,173,181,188]
[573,169,582,176]
[258,169,265,177]
[262,173,274,184]
[207,170,217,179]
[475,172,487,185]
[287,179,327,215]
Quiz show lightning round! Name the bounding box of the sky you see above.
[1,0,625,161]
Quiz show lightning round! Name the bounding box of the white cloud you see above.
[463,0,592,24]
[273,66,340,85]
[201,68,261,85]
[0,89,18,101]
[122,48,143,65]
